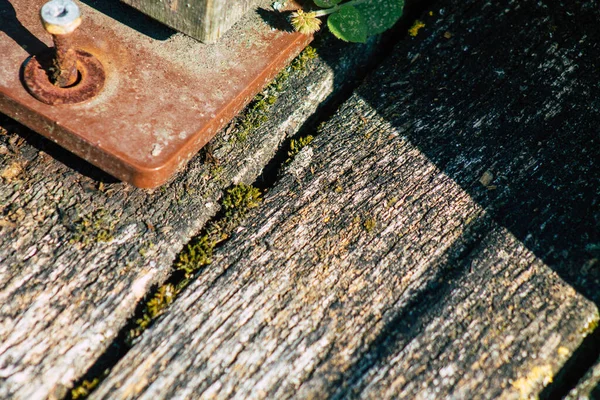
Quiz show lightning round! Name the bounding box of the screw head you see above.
[40,0,81,35]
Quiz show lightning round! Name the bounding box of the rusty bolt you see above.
[24,0,105,105]
[40,0,82,87]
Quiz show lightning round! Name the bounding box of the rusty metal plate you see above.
[0,0,311,188]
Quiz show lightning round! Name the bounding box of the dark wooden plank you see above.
[91,0,600,397]
[0,22,381,399]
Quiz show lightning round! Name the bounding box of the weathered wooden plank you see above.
[91,0,600,397]
[120,0,259,43]
[0,14,382,398]
[91,144,596,398]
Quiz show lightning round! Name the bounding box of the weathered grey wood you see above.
[120,0,259,43]
[94,221,596,399]
[567,360,600,400]
[91,0,600,397]
[0,23,380,399]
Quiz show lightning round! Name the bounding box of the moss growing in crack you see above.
[127,284,176,342]
[175,235,215,277]
[126,184,263,346]
[146,284,176,318]
[70,378,100,400]
[232,46,317,143]
[221,183,262,218]
[235,93,274,142]
[291,45,318,71]
[174,185,260,277]
[286,135,314,162]
[70,209,117,246]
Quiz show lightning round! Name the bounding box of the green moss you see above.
[70,209,117,246]
[127,283,177,343]
[147,284,176,316]
[386,197,398,207]
[127,184,262,345]
[175,235,215,277]
[232,46,317,143]
[290,45,318,71]
[235,94,272,142]
[70,378,100,400]
[221,183,262,218]
[286,135,314,162]
[210,165,225,185]
[174,185,261,277]
[363,217,376,233]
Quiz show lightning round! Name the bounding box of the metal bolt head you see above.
[40,0,81,35]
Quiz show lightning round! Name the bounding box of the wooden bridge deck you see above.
[0,0,599,398]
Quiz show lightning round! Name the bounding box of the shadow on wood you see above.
[340,0,600,394]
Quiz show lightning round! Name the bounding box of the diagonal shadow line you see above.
[336,0,600,396]
[320,217,492,399]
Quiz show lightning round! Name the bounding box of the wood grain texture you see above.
[91,0,600,397]
[0,34,379,399]
[121,0,259,43]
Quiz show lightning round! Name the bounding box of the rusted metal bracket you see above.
[0,0,311,187]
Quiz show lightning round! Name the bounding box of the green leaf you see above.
[327,5,368,43]
[355,0,404,35]
[314,0,343,7]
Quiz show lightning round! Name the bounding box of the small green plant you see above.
[290,0,404,42]
[175,184,262,279]
[127,184,263,344]
[221,183,262,219]
[287,135,314,162]
[71,378,100,399]
[128,284,177,341]
[175,234,215,277]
